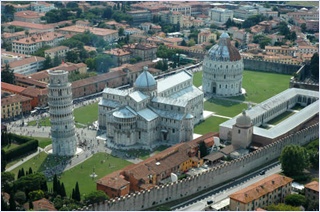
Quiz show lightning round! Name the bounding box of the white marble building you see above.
[48,70,77,156]
[202,32,244,96]
[98,67,204,148]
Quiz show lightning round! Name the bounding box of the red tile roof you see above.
[8,56,45,68]
[1,82,26,93]
[23,198,57,211]
[305,181,319,192]
[1,94,32,106]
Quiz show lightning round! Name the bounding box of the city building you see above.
[1,94,32,119]
[126,10,152,26]
[6,56,45,75]
[123,43,157,61]
[2,30,38,45]
[13,10,43,23]
[48,70,77,156]
[209,8,233,25]
[57,25,118,43]
[304,181,319,202]
[229,174,293,211]
[306,20,319,32]
[30,1,55,13]
[97,133,213,198]
[198,30,217,44]
[202,32,244,96]
[12,32,65,55]
[98,66,203,147]
[232,110,253,149]
[2,21,55,33]
[44,46,70,60]
[103,48,132,66]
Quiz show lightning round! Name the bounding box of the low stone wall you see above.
[80,123,319,211]
[243,59,301,75]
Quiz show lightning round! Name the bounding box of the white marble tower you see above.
[48,70,77,156]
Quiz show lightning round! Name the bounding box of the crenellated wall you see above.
[80,123,319,211]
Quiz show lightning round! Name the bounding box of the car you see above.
[259,170,266,175]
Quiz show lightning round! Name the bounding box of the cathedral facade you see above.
[98,67,204,148]
[202,32,244,96]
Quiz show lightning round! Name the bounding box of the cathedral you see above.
[98,67,204,148]
[202,32,244,96]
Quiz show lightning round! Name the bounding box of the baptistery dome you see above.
[207,32,241,62]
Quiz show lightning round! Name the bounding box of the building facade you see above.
[48,70,77,156]
[304,181,319,202]
[98,67,203,148]
[202,32,244,96]
[229,174,293,211]
[209,8,233,24]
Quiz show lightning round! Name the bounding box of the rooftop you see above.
[305,181,319,192]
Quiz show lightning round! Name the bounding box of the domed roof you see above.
[206,32,241,62]
[134,66,157,90]
[236,110,252,127]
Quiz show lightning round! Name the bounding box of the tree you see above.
[53,174,58,194]
[14,191,26,205]
[1,194,9,211]
[84,190,108,205]
[13,173,47,195]
[310,53,319,80]
[118,27,124,36]
[1,172,15,193]
[285,194,306,207]
[180,39,187,46]
[301,23,307,33]
[1,63,15,84]
[28,200,34,210]
[53,195,63,210]
[43,55,53,69]
[1,149,7,172]
[9,193,16,211]
[28,190,44,201]
[60,183,67,197]
[28,167,33,175]
[66,51,79,63]
[266,203,300,211]
[280,145,309,176]
[73,182,81,201]
[53,53,61,67]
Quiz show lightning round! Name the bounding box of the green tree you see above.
[43,55,53,69]
[310,53,319,80]
[1,63,15,84]
[53,195,63,210]
[118,27,124,36]
[187,39,196,47]
[13,173,47,195]
[84,190,108,205]
[280,145,309,176]
[28,190,44,201]
[33,45,51,57]
[9,192,16,211]
[285,194,306,207]
[74,182,81,201]
[53,54,61,67]
[14,191,26,205]
[28,200,34,210]
[180,39,187,46]
[28,167,33,175]
[60,183,67,197]
[66,51,79,63]
[1,149,7,172]
[266,203,300,211]
[301,23,307,33]
[1,194,9,211]
[1,172,14,193]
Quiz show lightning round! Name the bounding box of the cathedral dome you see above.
[134,66,157,90]
[207,32,241,62]
[236,110,252,127]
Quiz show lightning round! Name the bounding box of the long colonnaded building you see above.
[98,66,204,148]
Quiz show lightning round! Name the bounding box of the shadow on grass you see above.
[207,97,242,107]
[38,154,72,181]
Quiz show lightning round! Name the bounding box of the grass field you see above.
[2,143,19,151]
[193,71,202,87]
[194,116,229,135]
[267,111,295,125]
[228,70,291,103]
[28,102,99,127]
[34,137,52,148]
[204,99,247,117]
[10,152,132,196]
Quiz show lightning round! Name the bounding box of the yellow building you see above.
[229,174,293,211]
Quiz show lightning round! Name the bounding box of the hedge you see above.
[11,134,34,145]
[3,139,39,162]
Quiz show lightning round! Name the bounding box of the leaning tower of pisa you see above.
[48,70,77,156]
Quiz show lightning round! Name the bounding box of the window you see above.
[238,129,240,134]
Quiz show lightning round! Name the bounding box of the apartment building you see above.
[104,48,132,66]
[169,4,191,16]
[1,94,32,119]
[127,10,152,26]
[198,31,217,44]
[287,11,319,21]
[123,43,157,61]
[297,45,318,55]
[12,32,65,55]
[7,56,45,75]
[57,25,118,43]
[306,20,319,32]
[304,181,319,202]
[2,30,38,45]
[209,8,233,25]
[30,1,55,13]
[14,10,42,23]
[2,21,55,33]
[44,46,70,60]
[229,174,293,211]
[264,45,298,56]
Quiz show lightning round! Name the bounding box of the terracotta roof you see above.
[28,70,49,81]
[305,181,319,192]
[8,56,45,68]
[14,10,41,18]
[2,30,37,39]
[1,82,26,93]
[229,174,293,204]
[20,87,47,97]
[23,198,57,211]
[104,48,131,56]
[13,32,64,45]
[97,171,130,189]
[4,21,54,30]
[15,74,48,88]
[58,25,117,36]
[1,94,32,106]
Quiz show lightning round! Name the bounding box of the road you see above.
[173,161,281,211]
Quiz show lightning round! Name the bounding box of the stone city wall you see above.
[80,123,318,211]
[243,59,301,75]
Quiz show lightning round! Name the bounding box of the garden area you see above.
[194,116,228,135]
[27,102,99,128]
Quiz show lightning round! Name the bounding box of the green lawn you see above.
[2,143,19,152]
[34,137,52,148]
[267,111,295,125]
[27,102,99,127]
[228,70,291,103]
[194,116,229,135]
[204,99,247,117]
[291,104,305,111]
[9,152,132,197]
[193,71,202,87]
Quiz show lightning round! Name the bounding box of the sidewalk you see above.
[6,147,43,172]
